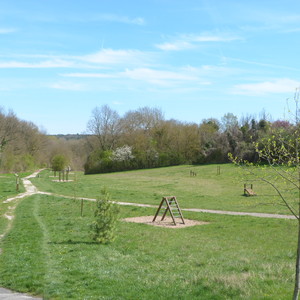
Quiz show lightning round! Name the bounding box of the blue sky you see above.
[1,0,300,134]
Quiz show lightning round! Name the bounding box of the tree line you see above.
[0,105,292,174]
[0,108,89,173]
[83,105,290,174]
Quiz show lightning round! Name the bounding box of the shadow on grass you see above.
[48,240,102,245]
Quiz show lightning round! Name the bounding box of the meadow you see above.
[32,164,296,215]
[0,164,298,299]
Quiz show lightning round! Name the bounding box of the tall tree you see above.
[87,105,121,151]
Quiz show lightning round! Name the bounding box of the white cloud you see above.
[0,48,153,69]
[232,78,300,95]
[156,33,240,51]
[0,59,73,68]
[62,72,116,78]
[80,49,151,65]
[50,81,85,91]
[122,68,207,86]
[156,41,194,51]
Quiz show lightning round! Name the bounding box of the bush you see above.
[90,189,119,244]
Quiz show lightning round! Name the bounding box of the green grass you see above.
[0,173,27,236]
[0,193,297,299]
[32,164,293,215]
[1,165,298,299]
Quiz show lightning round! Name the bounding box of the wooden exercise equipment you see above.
[152,196,185,225]
[244,183,256,196]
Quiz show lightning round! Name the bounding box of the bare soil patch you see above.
[123,216,209,228]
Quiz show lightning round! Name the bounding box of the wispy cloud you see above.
[156,41,193,51]
[156,33,240,51]
[0,48,154,69]
[49,81,85,91]
[0,28,17,34]
[122,67,209,86]
[62,66,211,88]
[62,73,116,78]
[80,49,152,65]
[232,78,300,95]
[0,59,73,68]
[225,57,300,72]
[93,14,145,25]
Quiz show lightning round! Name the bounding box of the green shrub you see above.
[90,189,119,244]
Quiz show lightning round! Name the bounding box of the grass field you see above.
[0,164,298,299]
[32,164,295,215]
[0,194,297,299]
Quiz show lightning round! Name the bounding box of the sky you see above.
[1,0,300,134]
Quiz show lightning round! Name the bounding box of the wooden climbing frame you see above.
[152,196,185,226]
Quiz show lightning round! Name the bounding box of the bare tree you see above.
[87,105,121,151]
[121,107,164,132]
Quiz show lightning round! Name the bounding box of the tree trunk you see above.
[293,219,300,300]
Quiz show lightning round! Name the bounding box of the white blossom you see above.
[111,145,134,162]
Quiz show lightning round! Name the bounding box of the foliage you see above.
[90,189,119,244]
[0,103,297,174]
[51,154,68,172]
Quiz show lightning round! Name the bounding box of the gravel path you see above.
[0,288,41,300]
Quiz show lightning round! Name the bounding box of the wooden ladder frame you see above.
[152,196,185,225]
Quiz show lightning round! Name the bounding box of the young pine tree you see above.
[90,188,119,244]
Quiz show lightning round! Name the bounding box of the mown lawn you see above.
[0,193,297,299]
[32,164,293,215]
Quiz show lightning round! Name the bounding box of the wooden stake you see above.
[81,198,84,217]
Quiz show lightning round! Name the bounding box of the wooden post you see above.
[73,173,77,200]
[81,198,84,217]
[15,174,20,192]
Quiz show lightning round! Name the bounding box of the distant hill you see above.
[49,134,89,140]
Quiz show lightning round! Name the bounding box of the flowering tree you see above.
[111,145,134,162]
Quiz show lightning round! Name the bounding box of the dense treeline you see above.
[83,105,290,174]
[0,105,292,174]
